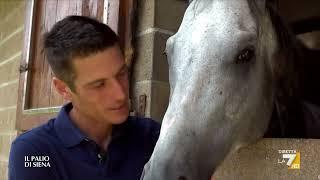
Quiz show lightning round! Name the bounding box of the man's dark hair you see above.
[44,15,119,91]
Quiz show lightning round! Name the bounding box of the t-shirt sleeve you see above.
[143,119,161,158]
[9,139,55,180]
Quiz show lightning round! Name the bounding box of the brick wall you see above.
[0,1,25,179]
[131,0,187,122]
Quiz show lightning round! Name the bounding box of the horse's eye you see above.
[235,48,255,64]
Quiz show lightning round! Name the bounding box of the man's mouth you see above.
[109,103,127,111]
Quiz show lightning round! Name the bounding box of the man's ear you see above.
[52,77,73,101]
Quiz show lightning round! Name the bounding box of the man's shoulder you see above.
[124,116,161,143]
[11,119,57,152]
[9,119,57,179]
[124,117,160,159]
[127,116,160,133]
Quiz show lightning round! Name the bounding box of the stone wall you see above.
[131,0,187,121]
[0,0,25,179]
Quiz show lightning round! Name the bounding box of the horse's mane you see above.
[264,1,320,138]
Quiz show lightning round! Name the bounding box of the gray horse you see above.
[141,0,320,179]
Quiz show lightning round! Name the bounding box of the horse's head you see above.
[142,0,297,179]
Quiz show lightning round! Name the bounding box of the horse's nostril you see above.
[178,176,187,180]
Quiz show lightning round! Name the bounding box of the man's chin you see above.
[109,110,129,124]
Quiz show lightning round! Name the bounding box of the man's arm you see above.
[9,139,56,180]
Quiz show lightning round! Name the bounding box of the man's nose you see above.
[111,79,127,101]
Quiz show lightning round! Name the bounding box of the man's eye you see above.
[118,69,128,78]
[93,82,105,88]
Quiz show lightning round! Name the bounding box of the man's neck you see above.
[69,107,112,151]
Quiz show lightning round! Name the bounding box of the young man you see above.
[9,16,160,180]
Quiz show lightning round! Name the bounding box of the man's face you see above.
[70,45,129,125]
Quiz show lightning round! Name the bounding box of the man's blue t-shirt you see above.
[9,103,160,180]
